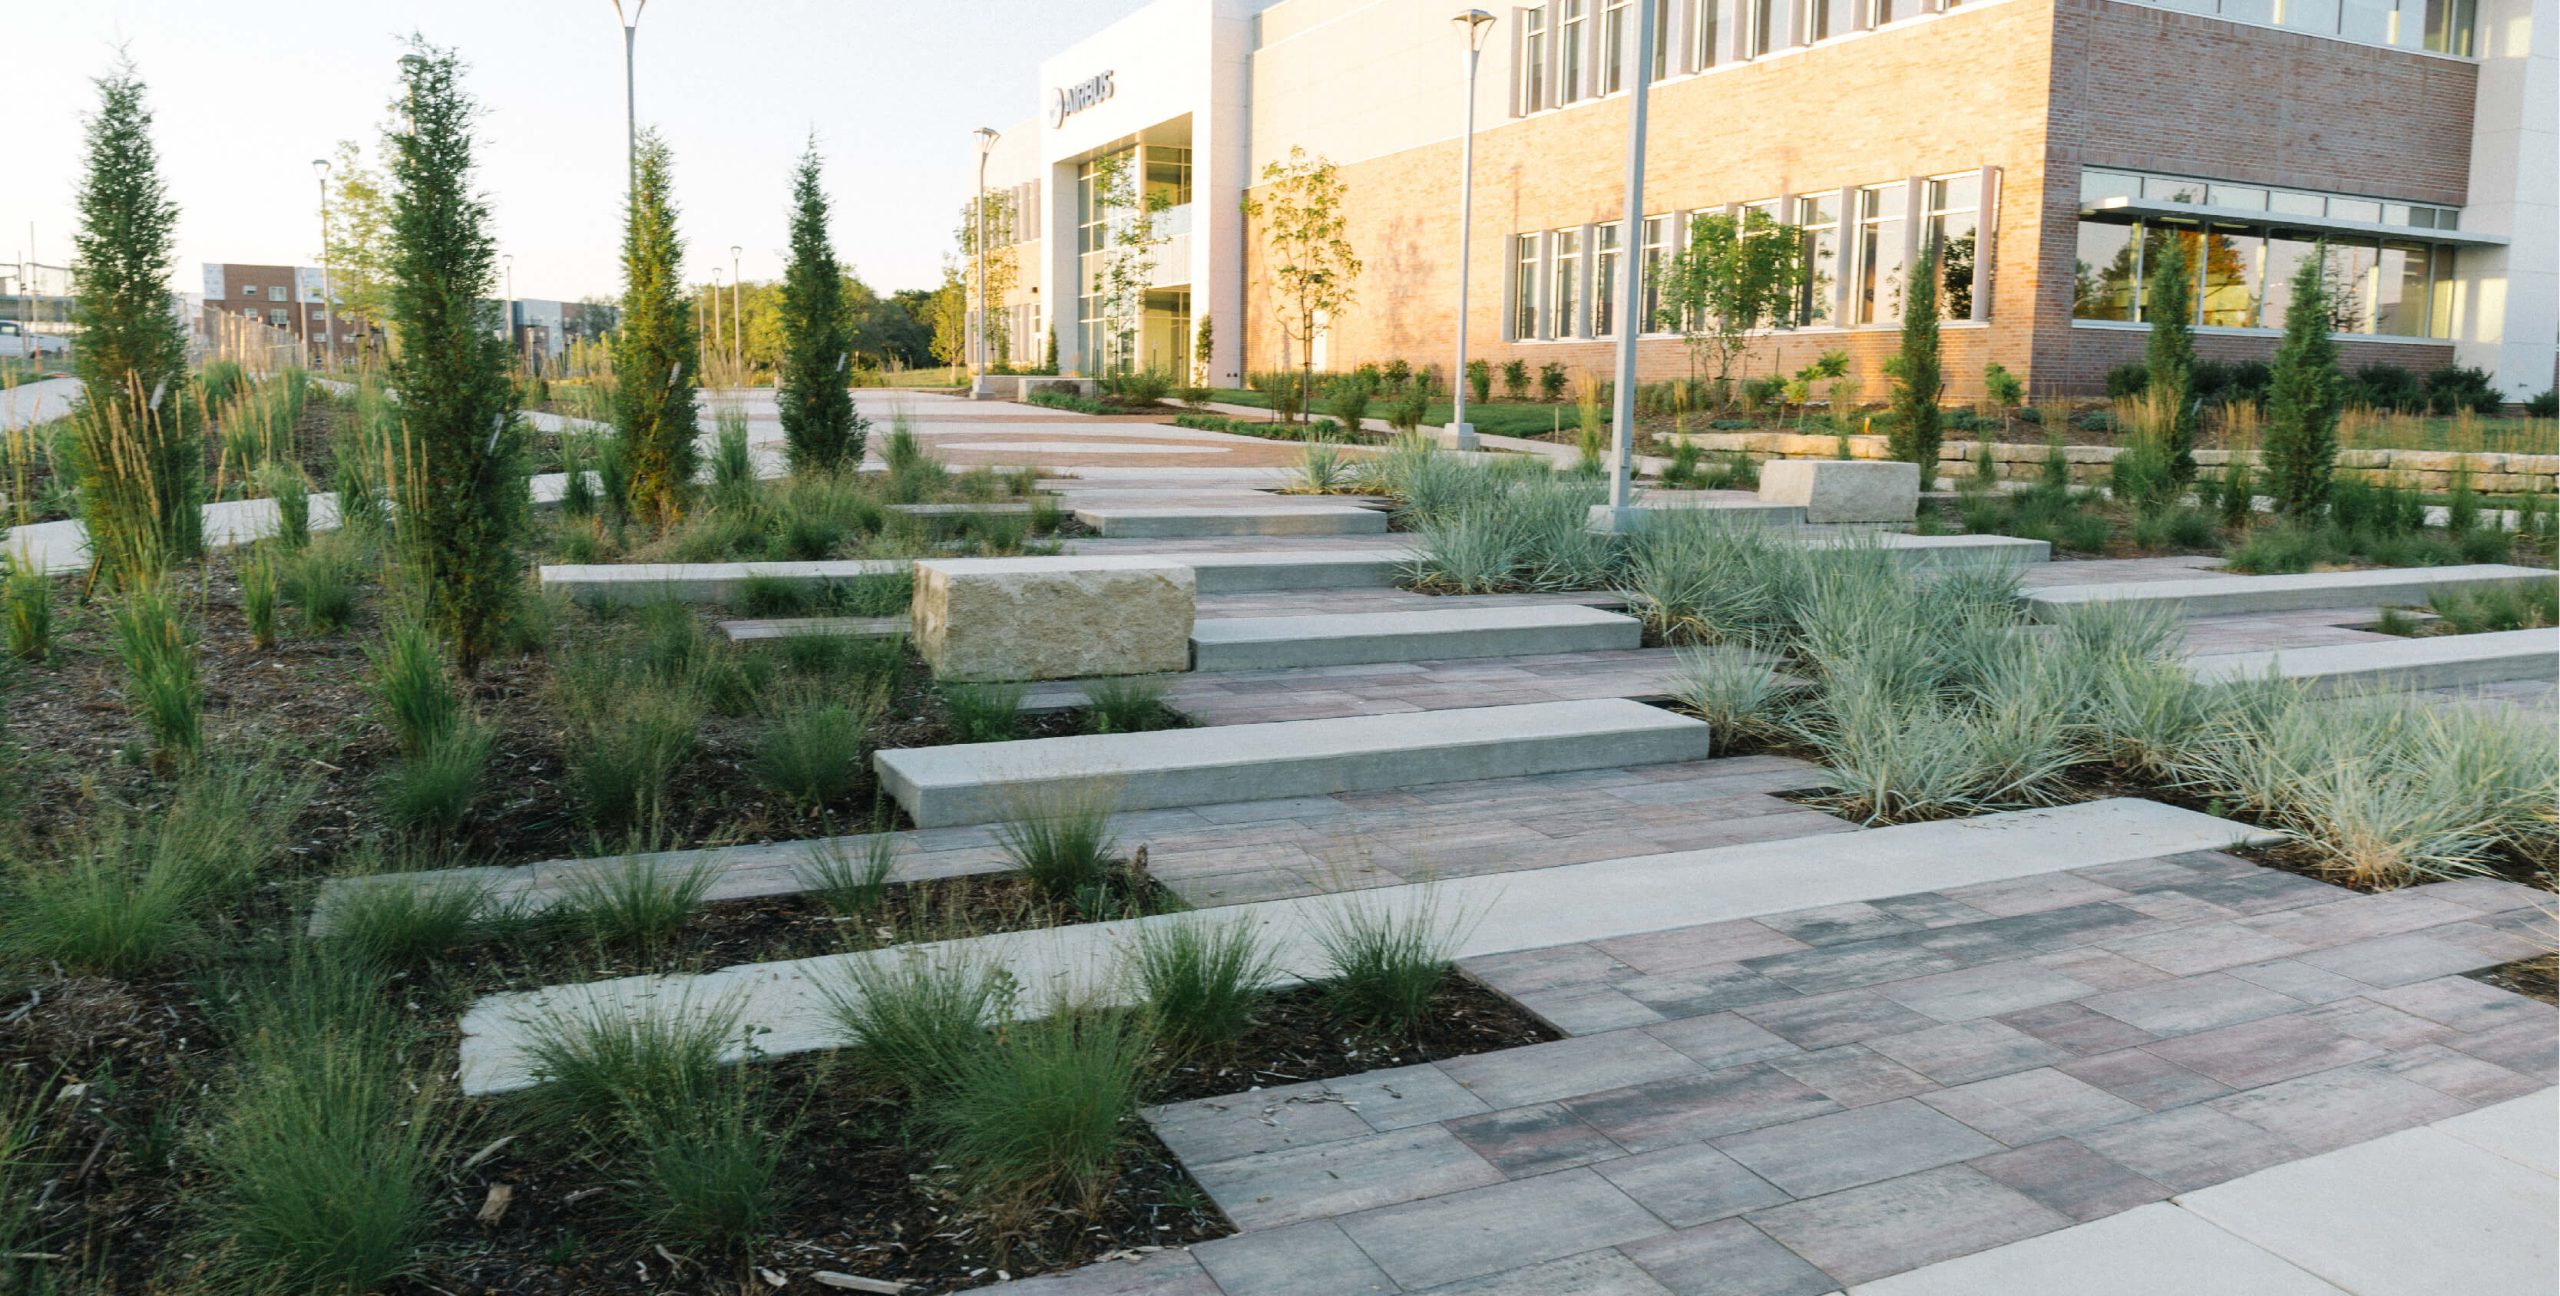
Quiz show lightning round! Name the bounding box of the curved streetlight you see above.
[311,157,336,371]
[1450,10,1496,452]
[609,0,649,196]
[972,126,1001,390]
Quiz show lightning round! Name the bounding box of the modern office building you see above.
[972,0,2554,401]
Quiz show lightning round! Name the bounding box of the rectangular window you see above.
[269,308,287,326]
[2073,222,2139,322]
[1551,228,1584,338]
[2339,0,2393,42]
[2080,170,2139,204]
[1521,7,1549,111]
[2209,184,2268,211]
[1641,215,1673,331]
[1797,193,1840,325]
[1810,0,1838,41]
[2328,240,2379,332]
[1560,0,1587,104]
[2138,224,2203,325]
[1595,222,1623,335]
[2427,246,2456,338]
[1514,234,1542,338]
[1924,175,1980,319]
[2258,235,2318,332]
[1855,184,1906,325]
[2282,0,2342,35]
[2373,241,2430,337]
[1653,0,1673,78]
[1749,0,1777,55]
[1601,0,1628,94]
[2423,0,2476,52]
[1697,0,1727,66]
[2197,225,2261,327]
[269,285,287,301]
[2327,197,2382,224]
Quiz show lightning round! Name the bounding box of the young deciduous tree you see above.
[925,263,968,369]
[777,141,862,471]
[2263,249,2343,520]
[613,130,701,525]
[321,137,395,341]
[1885,242,1945,472]
[1242,147,1358,421]
[71,54,197,579]
[383,39,524,675]
[1086,149,1169,375]
[955,189,1019,366]
[2142,234,2198,483]
[1657,209,1807,408]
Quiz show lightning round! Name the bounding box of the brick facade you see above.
[1238,0,2487,400]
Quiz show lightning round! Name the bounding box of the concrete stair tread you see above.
[1190,604,1643,671]
[873,698,1711,827]
[2187,626,2560,689]
[2025,564,2552,618]
[1174,547,1416,592]
[455,797,2281,1094]
[539,559,907,604]
[1075,503,1393,539]
[719,616,909,643]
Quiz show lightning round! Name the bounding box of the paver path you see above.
[984,857,2554,1294]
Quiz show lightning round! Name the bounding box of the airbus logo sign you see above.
[1051,71,1114,128]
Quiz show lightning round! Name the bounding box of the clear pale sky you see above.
[8,1,1145,302]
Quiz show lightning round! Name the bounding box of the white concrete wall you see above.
[1248,0,1513,175]
[2454,0,2560,402]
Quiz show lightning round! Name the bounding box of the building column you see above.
[2453,0,2558,402]
[1045,159,1084,375]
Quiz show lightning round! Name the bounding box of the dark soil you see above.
[2471,952,2558,1005]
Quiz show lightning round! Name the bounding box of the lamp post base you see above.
[1449,421,1479,452]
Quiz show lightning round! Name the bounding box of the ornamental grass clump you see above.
[1,558,48,661]
[996,788,1122,906]
[518,994,745,1141]
[108,582,199,755]
[1669,649,1793,753]
[1129,917,1276,1060]
[821,953,1007,1100]
[1411,471,1613,592]
[1622,515,1812,648]
[569,686,702,829]
[795,835,896,919]
[1083,675,1178,734]
[365,618,460,753]
[380,721,493,837]
[752,686,871,809]
[193,958,444,1296]
[320,870,495,973]
[942,680,1028,743]
[633,1067,797,1249]
[925,1004,1154,1233]
[1311,889,1468,1035]
[557,853,721,952]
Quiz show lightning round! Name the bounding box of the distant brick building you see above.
[200,263,371,359]
[976,0,2556,402]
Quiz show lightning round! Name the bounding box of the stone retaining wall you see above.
[1672,430,2560,495]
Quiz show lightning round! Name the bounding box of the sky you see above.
[7,0,1147,303]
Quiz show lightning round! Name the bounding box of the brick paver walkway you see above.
[984,853,2553,1294]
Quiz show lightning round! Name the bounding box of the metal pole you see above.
[504,253,516,368]
[313,160,336,371]
[972,127,1000,389]
[709,268,722,369]
[729,245,742,372]
[619,11,640,192]
[1451,11,1494,452]
[1606,0,1656,522]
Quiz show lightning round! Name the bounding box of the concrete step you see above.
[719,615,909,644]
[1074,503,1391,538]
[1191,604,1643,671]
[456,797,2282,1093]
[1865,532,2053,567]
[1591,497,1808,532]
[2024,564,2553,621]
[2187,627,2559,692]
[873,698,1711,828]
[538,559,907,605]
[1177,547,1415,593]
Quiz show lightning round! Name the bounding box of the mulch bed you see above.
[2471,953,2558,1005]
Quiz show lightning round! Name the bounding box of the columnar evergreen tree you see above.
[71,56,198,578]
[614,130,701,525]
[2142,234,2198,482]
[2263,249,2342,520]
[776,140,861,471]
[383,39,524,675]
[1885,242,1944,473]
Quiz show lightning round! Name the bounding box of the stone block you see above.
[912,556,1193,683]
[1756,459,1920,524]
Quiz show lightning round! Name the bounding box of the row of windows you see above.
[2116,0,2475,54]
[1511,0,2473,118]
[2081,169,2460,231]
[2072,218,2457,338]
[1507,173,1989,342]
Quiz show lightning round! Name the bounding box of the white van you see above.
[0,321,68,359]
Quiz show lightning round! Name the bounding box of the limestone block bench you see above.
[1757,459,1920,524]
[913,555,1194,682]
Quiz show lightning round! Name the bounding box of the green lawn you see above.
[1207,388,1573,440]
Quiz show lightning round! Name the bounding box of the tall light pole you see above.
[709,266,723,374]
[1450,10,1495,452]
[610,0,648,195]
[311,157,336,372]
[972,126,1000,390]
[1605,0,1657,524]
[728,244,742,372]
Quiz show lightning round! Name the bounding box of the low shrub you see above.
[2427,581,2558,634]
